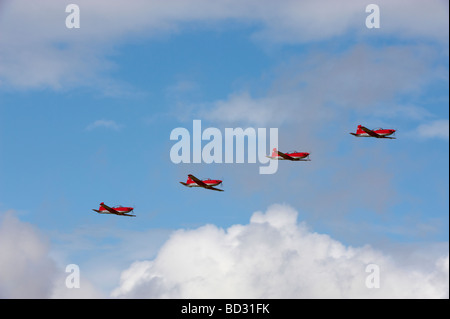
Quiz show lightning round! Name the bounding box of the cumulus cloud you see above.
[111,204,449,299]
[1,207,447,299]
[0,212,57,298]
[0,212,102,298]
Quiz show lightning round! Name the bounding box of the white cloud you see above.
[1,207,447,299]
[0,212,103,298]
[200,44,443,128]
[204,91,294,126]
[0,0,447,90]
[85,119,123,131]
[0,212,57,298]
[111,204,449,298]
[50,224,172,296]
[417,119,449,140]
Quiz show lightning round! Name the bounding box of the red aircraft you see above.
[92,202,136,217]
[267,148,310,161]
[180,174,224,191]
[350,125,396,139]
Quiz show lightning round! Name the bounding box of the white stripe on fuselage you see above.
[356,132,391,137]
[186,183,220,187]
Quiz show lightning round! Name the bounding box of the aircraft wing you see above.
[206,186,224,192]
[360,126,382,138]
[100,203,118,214]
[277,151,296,160]
[188,174,208,188]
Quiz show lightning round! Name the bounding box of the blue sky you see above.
[0,0,448,298]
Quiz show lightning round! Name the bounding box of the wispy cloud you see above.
[85,119,123,131]
[416,119,449,140]
[199,44,444,129]
[0,0,447,90]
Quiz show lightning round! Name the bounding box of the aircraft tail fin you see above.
[271,148,278,157]
[356,125,365,135]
